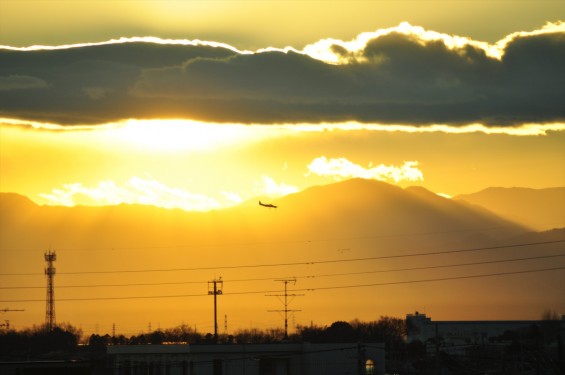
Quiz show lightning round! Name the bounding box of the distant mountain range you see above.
[454,187,565,231]
[2,179,563,254]
[1,179,564,323]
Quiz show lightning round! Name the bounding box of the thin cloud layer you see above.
[0,75,49,91]
[307,157,424,183]
[40,177,222,211]
[1,23,564,126]
[39,175,299,211]
[254,175,299,197]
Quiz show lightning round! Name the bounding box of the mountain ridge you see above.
[454,186,565,231]
[1,179,563,329]
[3,180,563,234]
[0,178,535,251]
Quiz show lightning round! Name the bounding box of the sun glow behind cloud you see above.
[1,21,564,126]
[303,21,565,64]
[2,117,564,212]
[4,21,563,63]
[110,119,268,151]
[0,36,252,54]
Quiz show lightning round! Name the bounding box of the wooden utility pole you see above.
[208,278,223,342]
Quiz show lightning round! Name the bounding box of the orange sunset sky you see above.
[0,0,564,336]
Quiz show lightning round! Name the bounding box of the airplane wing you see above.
[259,201,277,208]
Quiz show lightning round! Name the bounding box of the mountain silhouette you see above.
[1,179,563,326]
[454,187,565,231]
[0,179,537,252]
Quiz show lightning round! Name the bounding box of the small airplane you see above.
[259,201,277,208]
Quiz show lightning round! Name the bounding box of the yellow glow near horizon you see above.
[2,117,565,213]
[0,117,284,152]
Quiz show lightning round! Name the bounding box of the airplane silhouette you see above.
[259,201,277,208]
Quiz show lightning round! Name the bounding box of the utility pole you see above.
[0,309,25,332]
[267,278,303,340]
[208,278,223,342]
[44,250,56,331]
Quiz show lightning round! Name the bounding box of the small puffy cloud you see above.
[253,175,298,197]
[39,177,221,211]
[307,156,424,183]
[0,75,48,91]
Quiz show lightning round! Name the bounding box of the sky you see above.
[0,0,564,335]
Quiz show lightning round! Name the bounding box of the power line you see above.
[1,265,563,303]
[0,280,205,289]
[2,252,564,290]
[289,266,565,293]
[1,222,538,252]
[306,253,565,279]
[1,239,563,276]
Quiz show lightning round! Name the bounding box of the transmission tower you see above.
[44,250,56,331]
[208,277,223,342]
[267,278,303,339]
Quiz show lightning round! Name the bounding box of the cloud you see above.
[82,86,114,100]
[1,23,564,126]
[220,191,244,205]
[39,176,299,210]
[307,157,424,183]
[0,75,48,91]
[253,175,298,197]
[39,177,222,211]
[2,117,564,136]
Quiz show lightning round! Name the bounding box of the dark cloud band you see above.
[0,26,563,126]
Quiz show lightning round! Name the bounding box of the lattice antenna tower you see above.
[44,250,56,331]
[267,278,303,339]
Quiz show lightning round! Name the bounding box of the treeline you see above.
[2,316,562,373]
[0,316,406,358]
[0,323,82,359]
[88,316,406,347]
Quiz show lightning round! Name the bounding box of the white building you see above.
[107,342,385,375]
